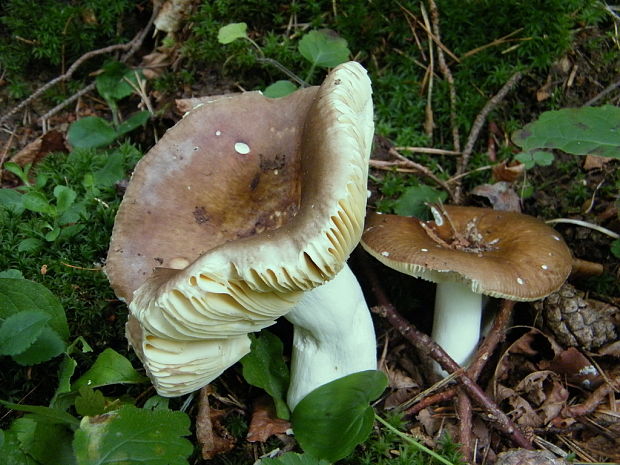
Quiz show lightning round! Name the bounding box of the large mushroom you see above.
[361,205,573,371]
[106,61,377,408]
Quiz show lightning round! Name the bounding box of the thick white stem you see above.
[284,264,377,409]
[432,281,482,374]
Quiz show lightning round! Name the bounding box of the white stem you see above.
[284,264,377,409]
[432,281,482,374]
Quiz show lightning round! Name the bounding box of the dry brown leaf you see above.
[8,130,67,167]
[246,396,291,443]
[583,154,613,171]
[140,51,172,80]
[548,347,603,390]
[154,0,195,34]
[495,384,543,427]
[515,370,569,424]
[196,386,236,460]
[471,181,521,212]
[491,160,525,183]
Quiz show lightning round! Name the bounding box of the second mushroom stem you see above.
[284,263,378,410]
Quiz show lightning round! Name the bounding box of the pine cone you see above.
[533,283,617,350]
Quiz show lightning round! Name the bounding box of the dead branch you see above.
[454,71,523,203]
[562,374,620,418]
[427,0,460,152]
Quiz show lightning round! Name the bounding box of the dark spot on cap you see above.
[250,173,260,191]
[193,206,209,225]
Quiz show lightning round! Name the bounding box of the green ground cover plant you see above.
[1,0,618,463]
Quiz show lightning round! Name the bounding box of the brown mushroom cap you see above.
[105,62,374,395]
[361,206,572,300]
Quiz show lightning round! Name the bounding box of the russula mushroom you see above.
[361,205,572,371]
[106,61,377,408]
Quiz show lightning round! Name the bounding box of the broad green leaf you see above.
[0,401,79,427]
[0,429,37,465]
[218,22,248,44]
[240,331,290,419]
[72,348,148,390]
[292,370,388,462]
[92,152,125,187]
[74,387,107,417]
[0,310,51,356]
[512,105,620,158]
[73,405,193,465]
[53,185,77,213]
[0,269,24,279]
[0,189,25,215]
[12,326,66,365]
[17,238,43,253]
[96,61,139,103]
[143,395,170,411]
[22,191,55,215]
[298,30,350,68]
[393,184,448,219]
[67,117,117,149]
[0,278,69,340]
[12,417,75,465]
[264,80,298,98]
[261,452,330,465]
[116,110,150,136]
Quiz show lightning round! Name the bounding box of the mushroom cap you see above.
[106,62,374,395]
[361,206,572,300]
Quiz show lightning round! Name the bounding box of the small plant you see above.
[67,61,151,149]
[218,23,350,97]
[0,275,192,464]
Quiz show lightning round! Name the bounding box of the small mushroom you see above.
[361,205,572,372]
[106,61,377,408]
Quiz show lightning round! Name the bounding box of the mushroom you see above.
[106,61,377,408]
[361,205,572,372]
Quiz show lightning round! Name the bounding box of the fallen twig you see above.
[455,71,523,203]
[427,0,460,152]
[395,146,461,156]
[562,374,620,418]
[405,300,515,415]
[456,390,473,462]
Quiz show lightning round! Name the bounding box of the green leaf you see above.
[22,191,55,215]
[298,30,350,68]
[514,150,555,169]
[0,189,25,215]
[143,395,170,411]
[92,152,125,187]
[74,387,107,417]
[72,348,148,390]
[44,226,61,242]
[261,452,330,465]
[0,269,24,279]
[116,110,150,136]
[264,80,298,98]
[17,238,43,253]
[0,310,51,356]
[53,185,77,213]
[393,184,449,219]
[611,239,620,258]
[12,327,66,365]
[0,401,79,427]
[218,22,248,44]
[11,417,76,465]
[67,117,117,149]
[96,61,139,103]
[291,370,388,463]
[512,105,620,158]
[240,331,291,420]
[0,429,38,465]
[0,278,69,340]
[73,405,193,465]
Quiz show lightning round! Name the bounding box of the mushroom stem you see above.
[432,281,482,373]
[284,264,377,409]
